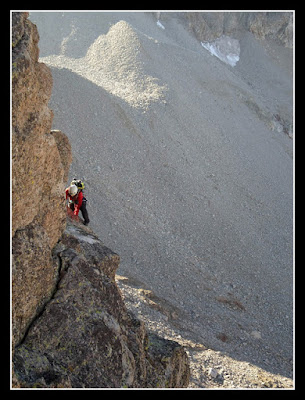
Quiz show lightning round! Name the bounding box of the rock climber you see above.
[65,178,90,225]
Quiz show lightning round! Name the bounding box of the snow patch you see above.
[156,20,165,30]
[201,35,240,67]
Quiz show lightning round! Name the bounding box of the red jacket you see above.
[65,188,83,216]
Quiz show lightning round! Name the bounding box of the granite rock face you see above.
[12,12,72,347]
[13,221,190,388]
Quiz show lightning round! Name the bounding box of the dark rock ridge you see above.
[169,12,293,48]
[13,220,190,388]
[12,12,190,388]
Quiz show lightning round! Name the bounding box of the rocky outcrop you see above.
[12,12,190,388]
[12,11,72,348]
[13,220,190,388]
[181,12,293,48]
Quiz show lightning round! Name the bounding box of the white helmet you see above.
[68,184,78,196]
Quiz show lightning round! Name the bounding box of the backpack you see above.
[70,179,87,204]
[70,178,85,191]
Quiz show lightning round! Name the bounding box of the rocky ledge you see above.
[13,219,190,388]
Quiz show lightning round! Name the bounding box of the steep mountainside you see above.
[12,12,72,348]
[28,11,293,388]
[12,12,190,388]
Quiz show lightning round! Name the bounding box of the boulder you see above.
[13,220,190,388]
